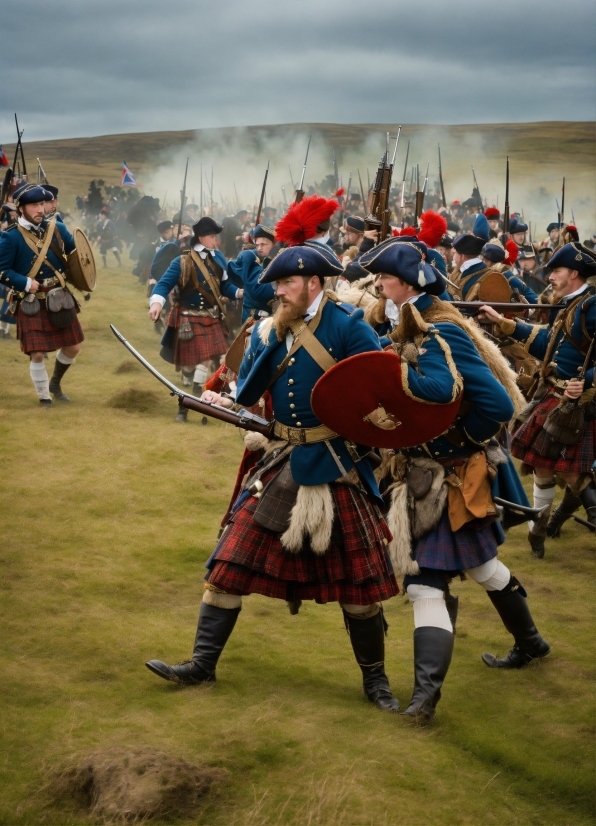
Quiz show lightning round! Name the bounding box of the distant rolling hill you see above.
[4,121,595,233]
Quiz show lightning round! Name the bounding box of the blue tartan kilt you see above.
[413,509,499,572]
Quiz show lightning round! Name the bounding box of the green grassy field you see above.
[0,256,594,825]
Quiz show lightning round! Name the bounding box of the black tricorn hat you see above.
[192,216,223,237]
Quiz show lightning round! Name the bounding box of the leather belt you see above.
[181,307,219,318]
[38,276,62,291]
[273,421,338,445]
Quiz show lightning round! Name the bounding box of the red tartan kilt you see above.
[167,306,228,367]
[511,390,596,473]
[16,302,84,355]
[207,474,399,605]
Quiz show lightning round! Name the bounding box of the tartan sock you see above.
[30,361,50,400]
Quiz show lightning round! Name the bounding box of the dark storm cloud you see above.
[1,0,594,140]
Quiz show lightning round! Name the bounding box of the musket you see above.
[199,163,203,216]
[414,164,424,226]
[255,161,269,226]
[110,326,274,437]
[422,162,429,197]
[332,146,339,192]
[364,131,399,242]
[502,157,510,241]
[294,133,311,203]
[233,181,240,212]
[471,166,482,211]
[13,114,27,180]
[345,171,352,202]
[37,158,49,185]
[560,177,565,226]
[357,169,367,212]
[400,139,410,211]
[571,208,576,226]
[453,301,565,315]
[288,165,296,192]
[437,144,447,208]
[176,158,189,239]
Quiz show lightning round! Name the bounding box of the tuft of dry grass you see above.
[44,746,226,823]
[114,360,141,375]
[107,387,160,412]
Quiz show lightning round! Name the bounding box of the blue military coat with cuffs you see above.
[227,248,276,322]
[0,219,75,292]
[151,248,237,307]
[236,295,384,503]
[505,285,595,387]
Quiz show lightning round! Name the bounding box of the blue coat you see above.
[508,287,595,387]
[401,293,514,459]
[151,249,237,308]
[226,248,276,322]
[150,240,181,281]
[0,220,75,291]
[237,297,384,501]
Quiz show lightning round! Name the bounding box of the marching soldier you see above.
[480,240,538,303]
[95,207,121,268]
[226,224,277,323]
[481,243,596,554]
[0,183,85,405]
[484,206,501,238]
[517,244,549,296]
[145,200,402,713]
[447,214,491,298]
[358,237,550,724]
[148,216,242,420]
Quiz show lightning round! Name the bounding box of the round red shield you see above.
[311,351,461,449]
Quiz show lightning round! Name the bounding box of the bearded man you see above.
[481,243,596,553]
[145,199,401,713]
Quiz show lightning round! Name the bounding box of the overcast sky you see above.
[2,0,595,142]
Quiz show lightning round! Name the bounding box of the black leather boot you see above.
[482,576,550,668]
[49,359,71,401]
[579,482,596,530]
[546,487,581,537]
[176,406,188,423]
[343,608,400,712]
[402,627,454,725]
[146,602,241,685]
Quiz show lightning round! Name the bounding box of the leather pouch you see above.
[252,460,300,533]
[20,294,40,316]
[178,320,194,341]
[46,287,76,328]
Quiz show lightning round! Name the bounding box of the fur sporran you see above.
[20,293,40,316]
[46,287,76,328]
[177,320,194,341]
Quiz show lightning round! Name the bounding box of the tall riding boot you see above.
[482,576,550,668]
[402,627,454,725]
[527,504,551,559]
[546,487,581,537]
[49,359,72,401]
[146,602,241,685]
[343,609,400,712]
[579,482,596,530]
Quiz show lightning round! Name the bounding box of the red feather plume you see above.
[392,227,400,237]
[418,211,448,248]
[484,207,500,219]
[274,195,339,246]
[504,240,519,265]
[398,226,417,237]
[335,187,345,198]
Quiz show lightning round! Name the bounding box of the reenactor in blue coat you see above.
[359,237,550,724]
[226,224,276,322]
[480,240,538,303]
[0,183,84,405]
[145,236,402,713]
[517,244,550,296]
[449,214,492,299]
[481,243,596,554]
[149,216,242,420]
